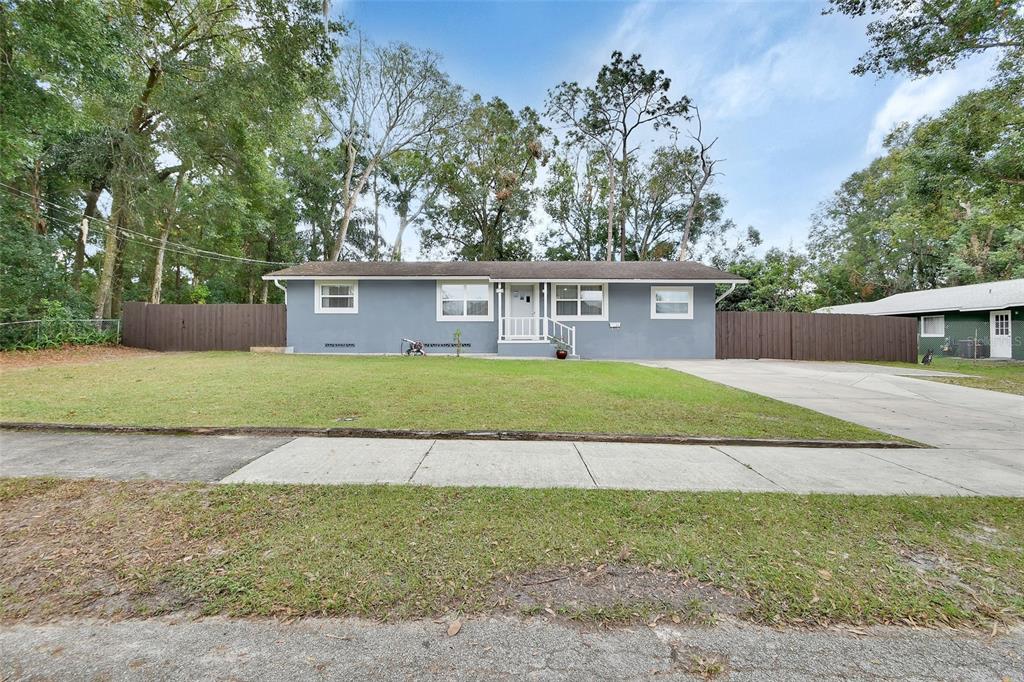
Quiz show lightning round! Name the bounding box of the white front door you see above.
[507,284,537,337]
[990,310,1012,358]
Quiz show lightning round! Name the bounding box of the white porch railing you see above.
[501,316,540,339]
[499,316,576,356]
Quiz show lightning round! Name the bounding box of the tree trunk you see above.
[619,143,628,261]
[260,280,269,304]
[93,190,125,319]
[110,228,128,319]
[677,174,711,262]
[30,159,46,234]
[392,211,409,261]
[73,180,103,290]
[149,172,185,304]
[605,152,616,262]
[94,62,162,318]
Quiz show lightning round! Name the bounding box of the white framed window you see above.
[436,280,493,321]
[920,315,944,337]
[552,283,607,321]
[315,280,358,314]
[651,286,694,320]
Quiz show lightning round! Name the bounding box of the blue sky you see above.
[336,0,990,257]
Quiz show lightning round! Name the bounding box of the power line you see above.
[0,182,296,266]
[41,212,284,267]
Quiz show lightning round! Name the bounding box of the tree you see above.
[546,51,691,260]
[624,135,725,261]
[381,149,443,260]
[808,78,1024,304]
[717,247,824,312]
[323,36,461,260]
[826,0,1024,77]
[421,97,548,260]
[540,150,607,260]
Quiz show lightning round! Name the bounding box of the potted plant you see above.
[554,340,570,360]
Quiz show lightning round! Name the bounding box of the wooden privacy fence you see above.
[716,311,917,362]
[121,302,286,351]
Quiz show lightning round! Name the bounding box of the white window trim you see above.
[550,282,609,322]
[436,280,494,322]
[920,314,945,337]
[314,279,358,314]
[650,285,694,320]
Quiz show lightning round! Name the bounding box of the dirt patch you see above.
[0,345,156,371]
[0,479,211,622]
[491,564,752,625]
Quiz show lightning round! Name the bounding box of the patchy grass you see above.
[2,479,1022,628]
[869,357,1024,396]
[0,352,898,441]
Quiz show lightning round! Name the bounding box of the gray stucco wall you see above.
[286,280,498,354]
[286,279,717,359]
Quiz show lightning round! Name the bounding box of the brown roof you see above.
[265,260,745,282]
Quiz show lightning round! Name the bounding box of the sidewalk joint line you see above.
[408,440,435,483]
[710,445,789,492]
[572,442,598,488]
[861,450,982,496]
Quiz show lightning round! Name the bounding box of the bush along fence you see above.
[716,311,918,363]
[121,302,286,351]
[0,299,121,351]
[0,319,121,350]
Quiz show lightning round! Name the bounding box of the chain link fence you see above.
[0,319,121,351]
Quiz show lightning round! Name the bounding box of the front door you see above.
[990,310,1012,358]
[507,284,537,338]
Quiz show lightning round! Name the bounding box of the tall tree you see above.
[421,97,548,261]
[546,51,691,260]
[323,36,461,260]
[808,79,1024,303]
[540,150,607,260]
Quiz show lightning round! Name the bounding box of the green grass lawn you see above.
[0,352,896,441]
[871,357,1024,396]
[2,478,1021,627]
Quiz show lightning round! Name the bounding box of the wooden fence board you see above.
[120,303,286,351]
[716,311,916,362]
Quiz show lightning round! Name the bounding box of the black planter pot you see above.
[555,349,568,359]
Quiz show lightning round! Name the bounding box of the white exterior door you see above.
[990,310,1011,358]
[507,284,538,337]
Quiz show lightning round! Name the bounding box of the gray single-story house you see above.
[815,279,1024,360]
[263,261,746,359]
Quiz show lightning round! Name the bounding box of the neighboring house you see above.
[815,279,1024,360]
[263,261,746,359]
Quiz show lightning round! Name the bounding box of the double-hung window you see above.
[553,284,606,320]
[437,281,492,321]
[650,286,693,319]
[315,281,358,313]
[920,315,944,337]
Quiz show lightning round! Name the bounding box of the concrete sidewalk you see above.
[220,437,1023,496]
[5,430,1022,496]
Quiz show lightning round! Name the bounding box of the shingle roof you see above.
[264,260,746,282]
[815,279,1024,316]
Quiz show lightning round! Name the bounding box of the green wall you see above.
[911,307,1023,359]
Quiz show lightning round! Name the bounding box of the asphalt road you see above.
[2,616,1021,681]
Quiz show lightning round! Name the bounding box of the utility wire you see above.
[0,181,296,266]
[41,212,284,267]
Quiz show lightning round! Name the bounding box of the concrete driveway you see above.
[643,360,1023,450]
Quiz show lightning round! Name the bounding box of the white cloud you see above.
[706,32,857,121]
[865,57,994,156]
